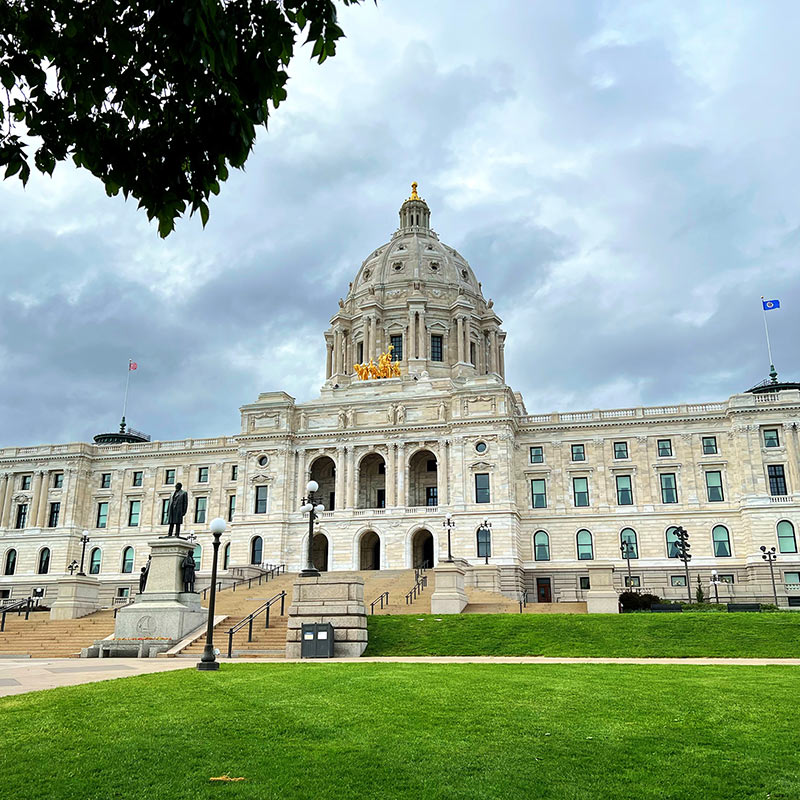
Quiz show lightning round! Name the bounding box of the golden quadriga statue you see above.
[354,345,402,380]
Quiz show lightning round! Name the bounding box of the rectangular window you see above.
[132,471,143,487]
[763,429,780,448]
[128,500,141,527]
[430,334,443,362]
[613,441,628,459]
[670,575,687,587]
[198,467,209,483]
[573,477,589,507]
[195,497,207,524]
[357,342,364,364]
[15,504,28,529]
[660,473,678,503]
[53,473,64,489]
[329,491,335,511]
[657,439,673,457]
[718,574,734,584]
[531,479,547,508]
[164,469,176,485]
[161,498,170,525]
[426,486,438,506]
[101,473,111,488]
[255,486,268,514]
[117,587,130,599]
[616,475,633,505]
[378,462,385,475]
[390,334,403,361]
[571,444,585,462]
[427,459,437,472]
[529,446,544,464]
[21,475,31,490]
[469,342,476,365]
[228,494,236,522]
[231,465,238,481]
[96,502,109,528]
[768,465,787,496]
[376,488,386,508]
[702,436,718,455]
[705,471,724,502]
[475,473,490,503]
[785,572,800,585]
[624,576,641,588]
[579,576,590,590]
[48,502,60,528]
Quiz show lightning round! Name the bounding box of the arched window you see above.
[777,520,797,554]
[223,542,231,570]
[534,531,550,561]
[4,549,17,576]
[37,547,50,575]
[476,527,491,559]
[712,525,731,557]
[250,536,263,565]
[89,548,102,575]
[192,544,202,570]
[121,546,134,574]
[666,526,680,558]
[576,530,593,560]
[620,528,638,559]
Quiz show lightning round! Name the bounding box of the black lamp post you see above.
[477,518,492,564]
[197,517,226,672]
[78,530,90,576]
[620,540,634,588]
[443,512,456,563]
[300,480,324,578]
[710,569,721,604]
[67,560,79,576]
[760,545,779,606]
[674,526,692,604]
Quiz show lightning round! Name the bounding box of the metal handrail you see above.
[519,590,530,614]
[202,564,286,600]
[226,591,286,658]
[370,591,389,614]
[114,596,136,617]
[405,574,428,605]
[0,597,32,632]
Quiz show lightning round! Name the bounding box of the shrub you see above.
[681,603,725,613]
[619,591,662,612]
[695,576,705,604]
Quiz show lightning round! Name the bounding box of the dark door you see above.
[536,577,552,603]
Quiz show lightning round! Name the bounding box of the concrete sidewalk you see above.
[2,655,800,697]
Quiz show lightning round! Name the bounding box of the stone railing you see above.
[0,436,239,460]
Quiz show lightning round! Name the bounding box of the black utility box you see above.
[651,604,682,612]
[300,622,335,658]
[727,603,761,612]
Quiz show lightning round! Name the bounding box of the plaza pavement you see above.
[2,656,800,697]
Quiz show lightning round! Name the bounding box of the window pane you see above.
[4,549,17,575]
[128,500,141,526]
[530,447,544,463]
[89,548,101,575]
[477,528,491,558]
[785,572,800,585]
[620,528,638,559]
[764,429,780,448]
[255,486,268,514]
[161,499,170,525]
[657,439,672,457]
[702,436,717,454]
[198,467,209,483]
[712,525,731,557]
[577,530,593,560]
[15,504,27,529]
[48,502,60,528]
[231,465,238,481]
[228,494,236,522]
[195,497,207,524]
[571,444,585,461]
[614,442,628,459]
[573,477,589,507]
[475,473,490,503]
[165,469,175,484]
[53,473,63,488]
[706,471,724,502]
[579,576,590,590]
[426,486,438,506]
[38,548,50,574]
[624,576,641,588]
[777,521,797,554]
[250,537,263,565]
[122,547,134,573]
[430,335,443,362]
[531,479,547,508]
[768,465,787,496]
[132,471,142,486]
[534,531,550,561]
[660,473,677,503]
[666,526,680,558]
[390,335,403,361]
[101,473,111,488]
[616,475,633,505]
[97,502,108,528]
[670,575,686,586]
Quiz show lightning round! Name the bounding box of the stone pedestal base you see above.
[585,563,620,614]
[286,576,367,658]
[470,564,501,593]
[50,576,100,620]
[431,562,468,614]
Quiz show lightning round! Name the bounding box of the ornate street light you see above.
[443,512,456,563]
[620,540,634,588]
[673,526,692,604]
[760,545,779,606]
[477,518,492,565]
[78,530,90,576]
[300,480,325,578]
[710,569,721,604]
[67,560,79,576]
[197,517,226,672]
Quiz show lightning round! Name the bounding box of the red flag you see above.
[129,361,138,371]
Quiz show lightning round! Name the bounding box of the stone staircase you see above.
[0,609,116,658]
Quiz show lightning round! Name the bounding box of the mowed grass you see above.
[365,613,800,657]
[2,663,800,799]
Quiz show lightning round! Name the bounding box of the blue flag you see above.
[762,299,780,310]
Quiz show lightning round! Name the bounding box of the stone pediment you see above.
[469,460,495,471]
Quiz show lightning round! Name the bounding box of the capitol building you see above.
[1,186,799,607]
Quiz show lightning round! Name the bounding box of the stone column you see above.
[370,316,378,359]
[326,341,333,378]
[29,471,43,528]
[396,442,406,507]
[440,440,449,506]
[499,342,505,379]
[36,470,50,527]
[363,316,371,360]
[2,474,14,528]
[465,316,473,365]
[346,447,356,509]
[335,446,345,511]
[294,450,305,511]
[408,311,416,358]
[386,444,396,507]
[0,473,7,527]
[456,317,464,362]
[489,330,498,373]
[333,329,341,375]
[418,311,426,360]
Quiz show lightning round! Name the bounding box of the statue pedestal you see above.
[431,562,468,614]
[114,538,206,641]
[585,564,620,614]
[50,575,100,620]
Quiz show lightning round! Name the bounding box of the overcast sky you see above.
[1,0,799,446]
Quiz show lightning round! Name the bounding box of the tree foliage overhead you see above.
[0,0,363,236]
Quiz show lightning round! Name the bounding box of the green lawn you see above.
[2,663,800,799]
[365,613,800,657]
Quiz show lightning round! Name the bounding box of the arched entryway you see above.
[412,529,434,568]
[408,449,438,507]
[358,452,386,509]
[312,533,329,572]
[359,531,381,570]
[309,456,337,511]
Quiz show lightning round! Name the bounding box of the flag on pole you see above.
[129,360,138,370]
[762,298,780,311]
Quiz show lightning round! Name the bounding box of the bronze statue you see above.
[181,552,196,593]
[166,483,189,537]
[138,555,151,594]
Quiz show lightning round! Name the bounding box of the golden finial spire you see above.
[410,181,420,201]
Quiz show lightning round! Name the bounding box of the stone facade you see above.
[1,188,799,608]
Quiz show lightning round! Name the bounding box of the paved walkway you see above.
[2,656,799,697]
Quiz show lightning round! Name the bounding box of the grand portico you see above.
[1,186,799,608]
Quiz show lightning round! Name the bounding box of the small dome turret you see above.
[398,182,432,231]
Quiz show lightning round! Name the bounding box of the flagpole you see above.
[760,297,778,384]
[121,359,132,433]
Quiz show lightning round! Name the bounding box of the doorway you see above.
[311,533,329,572]
[536,577,552,603]
[412,529,434,568]
[359,531,381,570]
